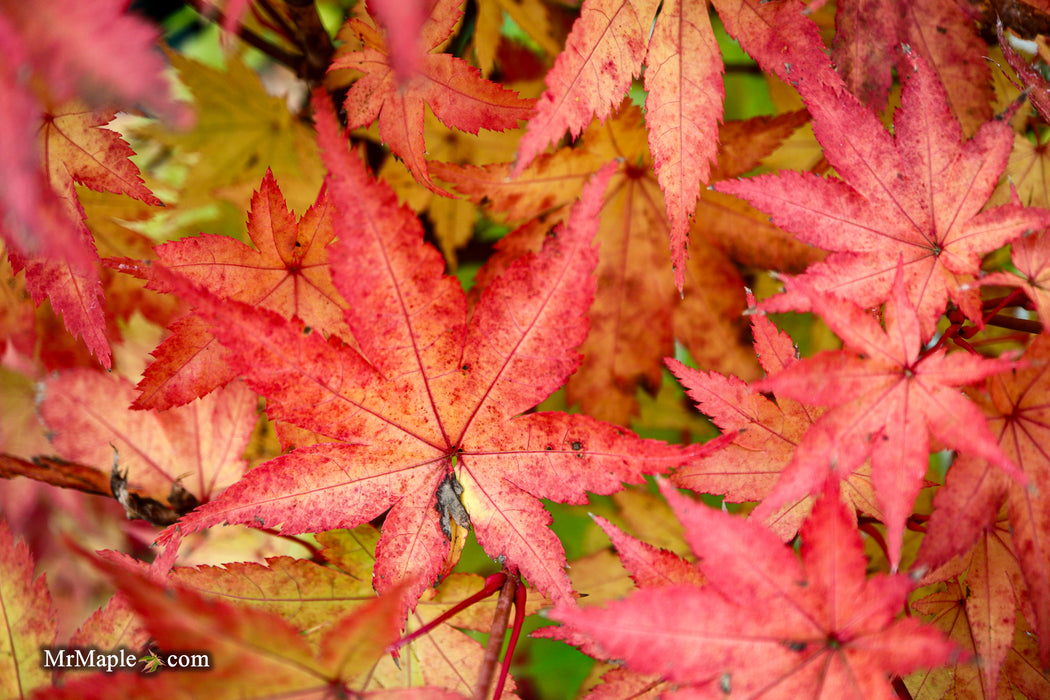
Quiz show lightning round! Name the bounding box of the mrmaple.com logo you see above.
[41,647,211,673]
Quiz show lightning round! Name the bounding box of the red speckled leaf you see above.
[668,302,881,540]
[752,265,1022,570]
[153,101,688,615]
[552,479,959,697]
[718,51,1050,338]
[334,0,533,190]
[514,0,659,175]
[644,0,723,291]
[136,170,347,409]
[919,334,1050,667]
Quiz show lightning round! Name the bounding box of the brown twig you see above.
[284,0,335,86]
[985,313,1044,335]
[186,0,303,73]
[475,570,518,700]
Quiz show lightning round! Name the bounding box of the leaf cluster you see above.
[2,1,1050,699]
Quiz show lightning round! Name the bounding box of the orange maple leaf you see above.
[133,170,348,409]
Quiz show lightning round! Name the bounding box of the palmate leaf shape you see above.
[435,106,821,424]
[717,50,1050,339]
[515,0,840,290]
[38,550,466,700]
[331,0,534,191]
[667,295,881,541]
[154,99,689,615]
[916,334,1050,668]
[911,513,1031,700]
[133,169,348,409]
[8,102,164,369]
[750,264,1023,571]
[38,370,257,507]
[552,479,959,699]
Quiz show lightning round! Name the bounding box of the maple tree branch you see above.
[185,0,304,73]
[982,290,1028,312]
[284,0,335,86]
[475,571,518,700]
[985,313,1043,335]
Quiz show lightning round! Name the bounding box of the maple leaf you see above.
[163,525,529,696]
[151,99,689,615]
[133,170,348,409]
[0,519,56,699]
[331,0,534,190]
[514,0,727,290]
[39,370,257,508]
[6,101,164,369]
[912,514,1030,700]
[668,295,881,540]
[552,479,960,698]
[717,51,1050,338]
[142,52,325,221]
[38,550,467,700]
[750,264,1023,571]
[916,334,1050,668]
[983,230,1050,330]
[440,105,780,424]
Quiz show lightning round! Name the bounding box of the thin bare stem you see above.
[986,314,1043,335]
[187,0,303,69]
[387,573,507,654]
[284,0,335,85]
[475,571,518,700]
[491,580,527,700]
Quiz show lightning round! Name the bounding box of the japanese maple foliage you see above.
[750,265,1023,570]
[331,0,534,191]
[552,479,959,699]
[7,1,1050,698]
[718,50,1050,338]
[151,98,691,616]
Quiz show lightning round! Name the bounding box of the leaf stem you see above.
[284,0,335,85]
[475,569,518,700]
[491,579,527,699]
[186,0,305,76]
[985,313,1043,335]
[387,573,507,654]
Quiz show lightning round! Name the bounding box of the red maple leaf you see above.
[331,0,533,191]
[152,98,690,615]
[132,170,349,409]
[917,333,1050,668]
[514,0,838,290]
[717,50,1050,338]
[551,479,960,698]
[667,294,881,540]
[749,263,1023,570]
